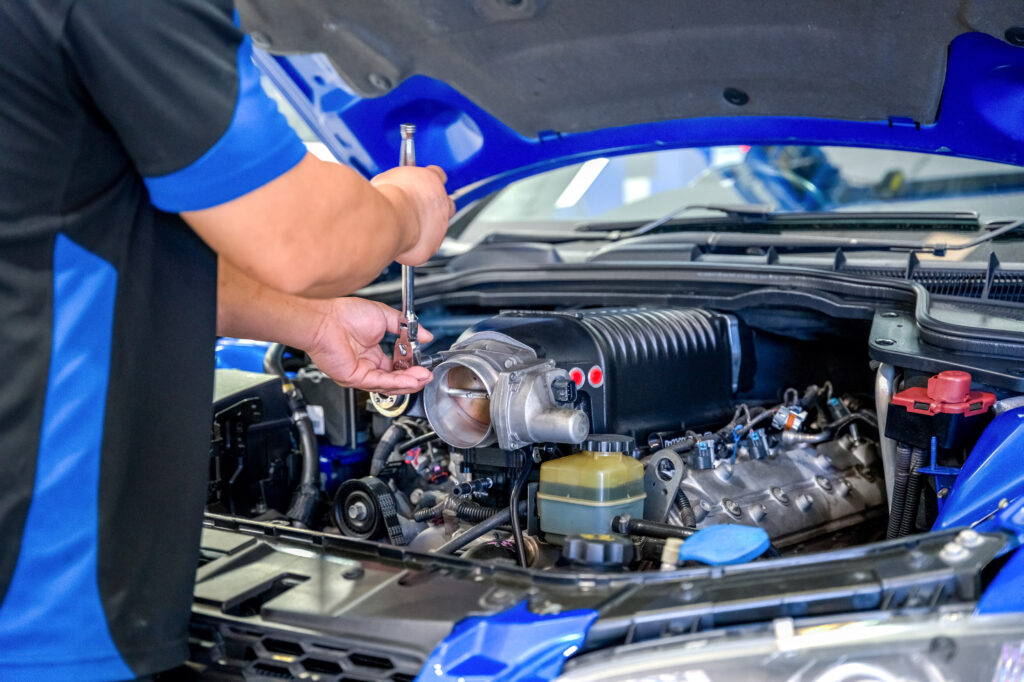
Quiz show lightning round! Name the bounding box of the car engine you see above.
[209,304,899,571]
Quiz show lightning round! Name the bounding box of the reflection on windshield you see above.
[462,145,1024,243]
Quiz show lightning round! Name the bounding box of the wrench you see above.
[392,123,420,370]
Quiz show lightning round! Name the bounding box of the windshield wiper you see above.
[483,216,1024,256]
[575,202,775,237]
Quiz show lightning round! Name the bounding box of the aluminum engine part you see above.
[423,331,590,450]
[675,435,885,546]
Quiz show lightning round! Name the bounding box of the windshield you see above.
[458,146,1024,243]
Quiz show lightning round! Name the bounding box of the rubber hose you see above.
[433,501,528,555]
[886,441,913,539]
[899,447,928,537]
[673,489,697,528]
[510,457,533,568]
[414,498,499,523]
[370,424,406,476]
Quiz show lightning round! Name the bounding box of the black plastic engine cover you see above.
[467,308,745,439]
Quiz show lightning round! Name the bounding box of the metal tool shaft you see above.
[394,124,420,370]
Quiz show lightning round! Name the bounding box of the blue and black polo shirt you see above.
[0,1,305,679]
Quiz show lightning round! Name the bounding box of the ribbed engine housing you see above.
[462,307,743,439]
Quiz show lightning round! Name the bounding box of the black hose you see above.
[900,447,928,537]
[413,497,499,523]
[886,441,913,539]
[509,456,533,568]
[433,501,528,555]
[612,515,696,540]
[370,423,406,476]
[674,489,697,528]
[397,431,437,455]
[264,343,320,527]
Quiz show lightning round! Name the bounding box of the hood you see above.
[238,1,1024,204]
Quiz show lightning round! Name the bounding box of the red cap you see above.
[927,370,972,404]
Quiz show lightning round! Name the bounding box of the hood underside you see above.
[239,1,1024,199]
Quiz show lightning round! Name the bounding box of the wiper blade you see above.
[575,203,775,235]
[482,217,1024,255]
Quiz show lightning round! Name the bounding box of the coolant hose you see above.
[899,447,928,537]
[886,441,913,539]
[263,343,320,527]
[370,423,406,476]
[433,501,528,556]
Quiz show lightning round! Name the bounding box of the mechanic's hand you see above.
[371,165,455,266]
[306,297,434,394]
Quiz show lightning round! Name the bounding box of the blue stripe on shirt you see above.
[143,34,306,212]
[0,234,134,681]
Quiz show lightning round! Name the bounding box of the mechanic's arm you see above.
[183,153,453,298]
[217,258,433,394]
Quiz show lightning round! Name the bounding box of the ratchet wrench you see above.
[392,123,420,370]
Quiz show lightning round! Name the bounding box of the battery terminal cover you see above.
[886,370,996,449]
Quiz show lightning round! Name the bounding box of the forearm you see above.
[216,256,329,350]
[186,154,418,298]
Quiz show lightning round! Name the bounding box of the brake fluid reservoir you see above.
[537,435,645,543]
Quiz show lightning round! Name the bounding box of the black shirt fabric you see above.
[0,1,304,678]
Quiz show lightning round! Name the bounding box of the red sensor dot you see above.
[588,366,604,388]
[569,368,585,388]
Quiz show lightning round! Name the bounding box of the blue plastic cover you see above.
[934,407,1024,531]
[976,498,1024,615]
[257,32,1024,206]
[416,600,597,682]
[215,337,273,373]
[677,524,771,566]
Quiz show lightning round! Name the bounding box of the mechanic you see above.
[0,1,452,680]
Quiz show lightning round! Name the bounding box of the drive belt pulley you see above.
[331,476,405,545]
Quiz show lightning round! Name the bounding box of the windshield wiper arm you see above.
[575,203,775,237]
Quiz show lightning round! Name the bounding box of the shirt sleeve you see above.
[63,0,306,212]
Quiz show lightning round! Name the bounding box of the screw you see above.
[723,498,742,517]
[771,487,791,504]
[937,487,949,499]
[907,550,928,570]
[368,73,393,90]
[723,87,749,106]
[957,529,984,548]
[347,500,369,522]
[815,476,833,492]
[940,542,969,563]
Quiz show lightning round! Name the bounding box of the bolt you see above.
[368,73,393,90]
[939,542,970,563]
[771,487,791,504]
[937,487,949,499]
[347,501,369,522]
[723,87,749,106]
[723,498,742,517]
[956,529,984,548]
[815,476,833,492]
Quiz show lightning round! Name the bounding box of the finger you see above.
[449,196,456,218]
[426,165,448,185]
[359,367,433,394]
[371,300,405,336]
[418,324,434,343]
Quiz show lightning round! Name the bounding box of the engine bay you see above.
[209,301,1008,573]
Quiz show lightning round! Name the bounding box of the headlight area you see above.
[559,609,1024,682]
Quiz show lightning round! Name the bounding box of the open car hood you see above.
[238,0,1024,204]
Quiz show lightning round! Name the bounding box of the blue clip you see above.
[918,436,960,512]
[730,424,743,464]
